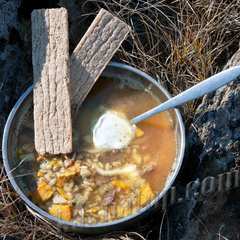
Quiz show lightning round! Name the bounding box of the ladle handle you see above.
[131,66,240,124]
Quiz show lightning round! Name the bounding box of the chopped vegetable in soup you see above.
[18,77,177,224]
[32,145,156,223]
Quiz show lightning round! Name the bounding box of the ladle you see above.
[131,66,240,124]
[93,66,240,150]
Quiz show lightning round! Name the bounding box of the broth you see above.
[17,77,177,224]
[75,78,177,193]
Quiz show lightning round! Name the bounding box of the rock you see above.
[0,0,31,139]
[190,78,240,177]
[0,0,21,38]
[165,45,240,239]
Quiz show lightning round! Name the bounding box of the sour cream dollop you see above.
[93,111,135,151]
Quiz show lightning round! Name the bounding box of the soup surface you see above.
[17,77,177,224]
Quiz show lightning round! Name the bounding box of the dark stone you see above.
[165,50,240,239]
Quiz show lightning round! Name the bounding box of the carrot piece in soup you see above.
[112,180,130,191]
[135,127,144,138]
[49,204,72,221]
[37,170,44,177]
[35,180,53,202]
[36,155,46,162]
[58,163,80,178]
[139,182,154,205]
[56,176,66,188]
[56,187,72,200]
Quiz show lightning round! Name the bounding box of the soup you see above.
[17,77,177,224]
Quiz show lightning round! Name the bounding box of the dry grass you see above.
[2,0,240,239]
[78,0,240,119]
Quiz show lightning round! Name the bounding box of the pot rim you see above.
[2,61,185,229]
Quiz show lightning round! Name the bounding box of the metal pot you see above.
[2,62,185,234]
